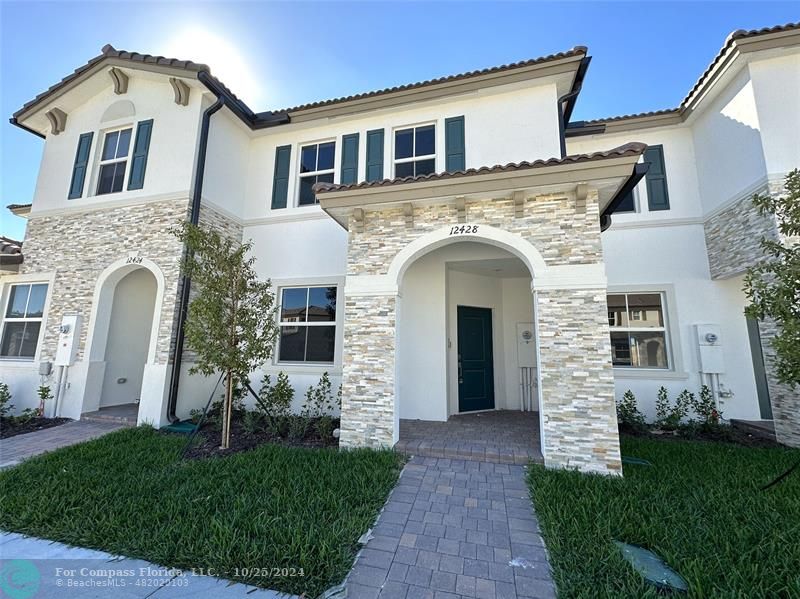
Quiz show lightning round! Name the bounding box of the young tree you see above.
[744,169,800,388]
[173,222,279,448]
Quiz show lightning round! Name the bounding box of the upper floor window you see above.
[97,127,132,195]
[278,286,337,363]
[299,142,335,206]
[608,292,669,369]
[1,283,48,359]
[394,124,435,178]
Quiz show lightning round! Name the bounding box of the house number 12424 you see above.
[449,225,479,235]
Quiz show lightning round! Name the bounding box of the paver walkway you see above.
[0,532,295,598]
[396,411,543,465]
[0,420,125,468]
[343,456,555,599]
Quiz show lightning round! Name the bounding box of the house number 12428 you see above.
[449,225,479,235]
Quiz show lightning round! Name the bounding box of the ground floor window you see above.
[607,292,669,369]
[278,286,337,363]
[1,283,48,359]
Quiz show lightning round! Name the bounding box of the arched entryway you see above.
[81,257,165,424]
[395,237,543,462]
[99,268,157,412]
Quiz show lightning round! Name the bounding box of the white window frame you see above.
[393,122,436,177]
[94,124,134,196]
[296,139,337,207]
[607,290,671,371]
[275,282,340,367]
[0,275,53,362]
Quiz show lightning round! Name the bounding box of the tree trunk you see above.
[221,370,233,449]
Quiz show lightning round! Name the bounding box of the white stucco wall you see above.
[602,224,761,421]
[243,83,561,220]
[29,70,204,215]
[749,52,800,178]
[689,68,767,214]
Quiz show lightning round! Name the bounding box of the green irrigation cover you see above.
[163,421,198,435]
[614,541,688,593]
[621,456,653,466]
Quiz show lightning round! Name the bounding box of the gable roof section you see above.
[567,21,800,135]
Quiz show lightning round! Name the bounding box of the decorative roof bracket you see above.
[575,183,589,213]
[109,67,129,94]
[403,203,414,228]
[169,77,191,106]
[455,196,466,223]
[513,190,526,218]
[44,107,67,135]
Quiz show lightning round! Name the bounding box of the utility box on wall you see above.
[55,314,82,366]
[516,322,536,368]
[695,323,724,373]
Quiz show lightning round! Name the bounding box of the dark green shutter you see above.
[127,119,153,190]
[340,133,359,184]
[365,129,384,182]
[445,116,465,172]
[644,145,670,211]
[68,132,93,199]
[271,145,291,209]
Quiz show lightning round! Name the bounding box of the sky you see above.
[1,1,798,240]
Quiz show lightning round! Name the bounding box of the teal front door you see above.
[457,306,495,412]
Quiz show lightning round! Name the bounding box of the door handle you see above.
[458,354,463,384]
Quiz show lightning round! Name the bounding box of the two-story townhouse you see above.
[2,22,798,475]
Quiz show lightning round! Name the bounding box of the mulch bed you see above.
[0,417,71,440]
[172,413,340,460]
[620,422,781,448]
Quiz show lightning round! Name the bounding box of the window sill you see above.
[0,358,38,367]
[266,363,342,376]
[613,368,689,380]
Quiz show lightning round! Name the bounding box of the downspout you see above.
[166,82,225,423]
[556,56,591,158]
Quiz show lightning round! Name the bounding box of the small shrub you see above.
[303,372,337,419]
[287,415,309,441]
[616,390,646,430]
[37,385,53,417]
[0,382,13,419]
[315,415,335,440]
[257,372,293,417]
[16,408,39,425]
[189,408,204,424]
[655,387,691,431]
[692,384,722,426]
[242,410,263,435]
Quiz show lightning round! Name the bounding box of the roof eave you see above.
[318,148,645,229]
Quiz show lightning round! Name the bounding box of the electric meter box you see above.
[516,322,536,368]
[55,314,82,366]
[695,324,724,374]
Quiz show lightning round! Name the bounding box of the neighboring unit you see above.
[2,23,799,473]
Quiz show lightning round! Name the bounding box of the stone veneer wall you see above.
[704,187,780,279]
[20,199,190,365]
[339,192,622,474]
[536,289,621,474]
[338,295,396,448]
[704,181,799,448]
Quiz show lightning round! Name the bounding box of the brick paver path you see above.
[0,420,125,468]
[344,456,555,598]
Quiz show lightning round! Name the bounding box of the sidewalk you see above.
[0,532,296,598]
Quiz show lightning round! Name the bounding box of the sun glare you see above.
[162,26,264,108]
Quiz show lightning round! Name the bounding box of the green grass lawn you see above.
[528,435,800,598]
[0,427,402,597]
